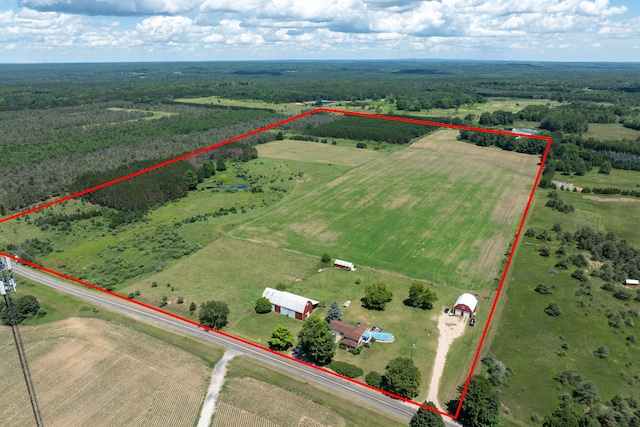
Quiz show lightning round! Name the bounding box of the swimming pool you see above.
[364,331,395,343]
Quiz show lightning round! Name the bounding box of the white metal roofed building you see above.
[262,287,319,320]
[454,293,478,318]
[334,259,355,271]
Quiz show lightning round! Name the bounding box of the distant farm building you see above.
[329,320,366,349]
[512,128,540,136]
[625,279,639,287]
[262,288,319,321]
[454,293,478,318]
[334,259,355,271]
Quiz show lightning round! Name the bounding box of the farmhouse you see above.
[334,259,355,271]
[454,293,478,318]
[329,320,366,349]
[262,287,319,320]
[625,279,639,287]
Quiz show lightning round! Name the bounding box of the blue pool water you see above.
[364,331,395,342]
[219,185,250,190]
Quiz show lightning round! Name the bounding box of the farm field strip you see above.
[216,377,346,427]
[0,318,209,427]
[257,138,383,166]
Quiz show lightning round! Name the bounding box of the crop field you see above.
[488,169,640,423]
[0,318,209,427]
[220,356,406,427]
[237,129,540,289]
[214,377,345,427]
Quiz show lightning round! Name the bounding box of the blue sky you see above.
[1,0,639,63]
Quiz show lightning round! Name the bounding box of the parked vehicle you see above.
[444,307,450,314]
[469,318,476,327]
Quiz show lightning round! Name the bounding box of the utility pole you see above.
[1,256,44,427]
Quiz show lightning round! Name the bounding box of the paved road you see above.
[14,264,429,424]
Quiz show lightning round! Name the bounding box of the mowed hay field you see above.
[238,129,540,289]
[258,139,382,166]
[0,318,209,427]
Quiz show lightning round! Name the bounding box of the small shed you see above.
[334,259,355,271]
[262,288,319,321]
[625,279,639,287]
[454,293,478,318]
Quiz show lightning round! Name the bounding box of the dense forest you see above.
[308,114,437,144]
[2,61,639,111]
[0,102,279,209]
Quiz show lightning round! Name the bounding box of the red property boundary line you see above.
[0,108,553,420]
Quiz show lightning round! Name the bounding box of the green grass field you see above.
[175,96,308,114]
[176,96,562,124]
[582,123,640,141]
[236,131,540,289]
[488,169,640,424]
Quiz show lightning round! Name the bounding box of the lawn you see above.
[236,129,540,290]
[487,168,640,424]
[122,235,465,398]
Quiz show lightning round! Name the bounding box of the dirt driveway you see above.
[426,312,467,409]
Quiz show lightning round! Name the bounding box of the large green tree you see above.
[255,296,272,314]
[362,282,393,310]
[297,315,336,366]
[183,170,199,191]
[268,325,295,351]
[1,294,40,325]
[382,357,421,399]
[542,406,584,427]
[198,300,229,330]
[410,401,445,427]
[406,282,438,310]
[457,375,500,427]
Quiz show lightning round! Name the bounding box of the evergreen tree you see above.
[216,158,227,171]
[325,300,343,322]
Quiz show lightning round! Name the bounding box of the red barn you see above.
[454,293,478,318]
[262,287,319,321]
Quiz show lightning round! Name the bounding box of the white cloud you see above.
[0,0,636,61]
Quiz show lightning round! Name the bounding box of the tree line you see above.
[308,114,437,144]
